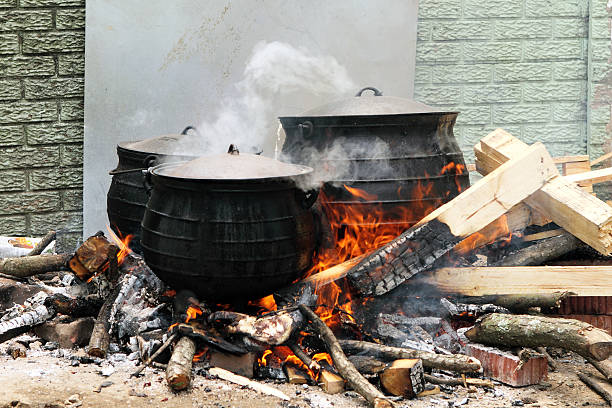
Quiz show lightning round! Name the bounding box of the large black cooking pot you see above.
[279,87,470,231]
[140,145,317,302]
[107,127,202,253]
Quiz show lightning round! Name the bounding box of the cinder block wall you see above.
[415,0,610,163]
[0,0,84,246]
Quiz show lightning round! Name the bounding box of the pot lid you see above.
[119,126,203,156]
[285,87,456,117]
[158,144,312,180]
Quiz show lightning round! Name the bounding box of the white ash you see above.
[1,291,48,321]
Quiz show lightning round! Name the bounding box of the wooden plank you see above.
[566,167,612,186]
[347,142,560,296]
[423,266,612,296]
[563,160,593,192]
[522,228,565,242]
[591,151,612,166]
[553,155,590,164]
[476,129,612,255]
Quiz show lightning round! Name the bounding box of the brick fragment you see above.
[465,343,548,386]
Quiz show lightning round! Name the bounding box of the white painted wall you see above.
[84,0,419,236]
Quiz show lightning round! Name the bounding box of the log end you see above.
[87,347,106,358]
[590,343,612,362]
[168,374,190,391]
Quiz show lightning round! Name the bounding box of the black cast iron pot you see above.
[140,145,318,302]
[279,87,470,231]
[107,126,202,253]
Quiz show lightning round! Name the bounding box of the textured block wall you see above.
[415,0,610,163]
[0,0,84,246]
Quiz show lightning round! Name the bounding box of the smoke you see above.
[193,41,356,156]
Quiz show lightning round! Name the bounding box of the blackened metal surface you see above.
[140,170,316,302]
[280,111,470,232]
[107,145,196,253]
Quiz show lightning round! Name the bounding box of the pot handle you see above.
[181,125,199,136]
[142,168,153,196]
[297,121,313,139]
[355,87,383,97]
[297,188,319,209]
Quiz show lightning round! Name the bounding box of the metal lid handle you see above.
[355,87,383,97]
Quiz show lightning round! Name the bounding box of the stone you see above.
[33,317,94,349]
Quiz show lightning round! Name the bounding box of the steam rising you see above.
[195,41,356,155]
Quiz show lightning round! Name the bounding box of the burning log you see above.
[347,142,559,297]
[88,278,125,358]
[423,374,494,389]
[457,292,573,313]
[283,364,310,384]
[492,232,581,267]
[339,340,482,373]
[379,359,425,398]
[166,336,196,391]
[475,129,612,256]
[298,304,394,408]
[27,230,55,256]
[45,293,103,317]
[0,253,71,279]
[209,367,290,400]
[68,234,119,281]
[578,372,612,407]
[440,298,510,317]
[465,313,612,361]
[209,309,303,345]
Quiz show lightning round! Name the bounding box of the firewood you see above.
[0,303,53,343]
[68,234,113,281]
[425,266,612,296]
[209,366,290,400]
[587,357,612,382]
[379,359,424,398]
[578,372,612,406]
[45,293,103,317]
[320,369,345,394]
[465,313,612,361]
[209,308,303,345]
[423,374,494,389]
[457,292,573,313]
[348,355,388,374]
[475,129,612,255]
[298,304,394,408]
[166,336,196,391]
[537,347,558,371]
[284,364,309,384]
[491,232,580,267]
[347,142,558,297]
[131,333,178,377]
[287,341,321,373]
[565,167,612,186]
[339,339,482,373]
[440,298,510,316]
[87,279,124,358]
[27,230,56,256]
[0,253,71,278]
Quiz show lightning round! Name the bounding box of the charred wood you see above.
[27,230,56,256]
[68,234,113,281]
[492,233,581,267]
[298,304,393,408]
[348,355,388,375]
[440,298,510,317]
[88,280,124,358]
[45,293,103,317]
[339,339,482,373]
[131,333,178,377]
[0,303,53,343]
[465,313,612,361]
[456,292,572,313]
[166,336,196,391]
[0,254,71,278]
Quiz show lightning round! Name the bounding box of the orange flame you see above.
[106,226,133,265]
[307,163,465,328]
[248,295,277,314]
[313,353,333,366]
[258,349,273,367]
[185,306,202,323]
[193,349,206,362]
[284,354,317,380]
